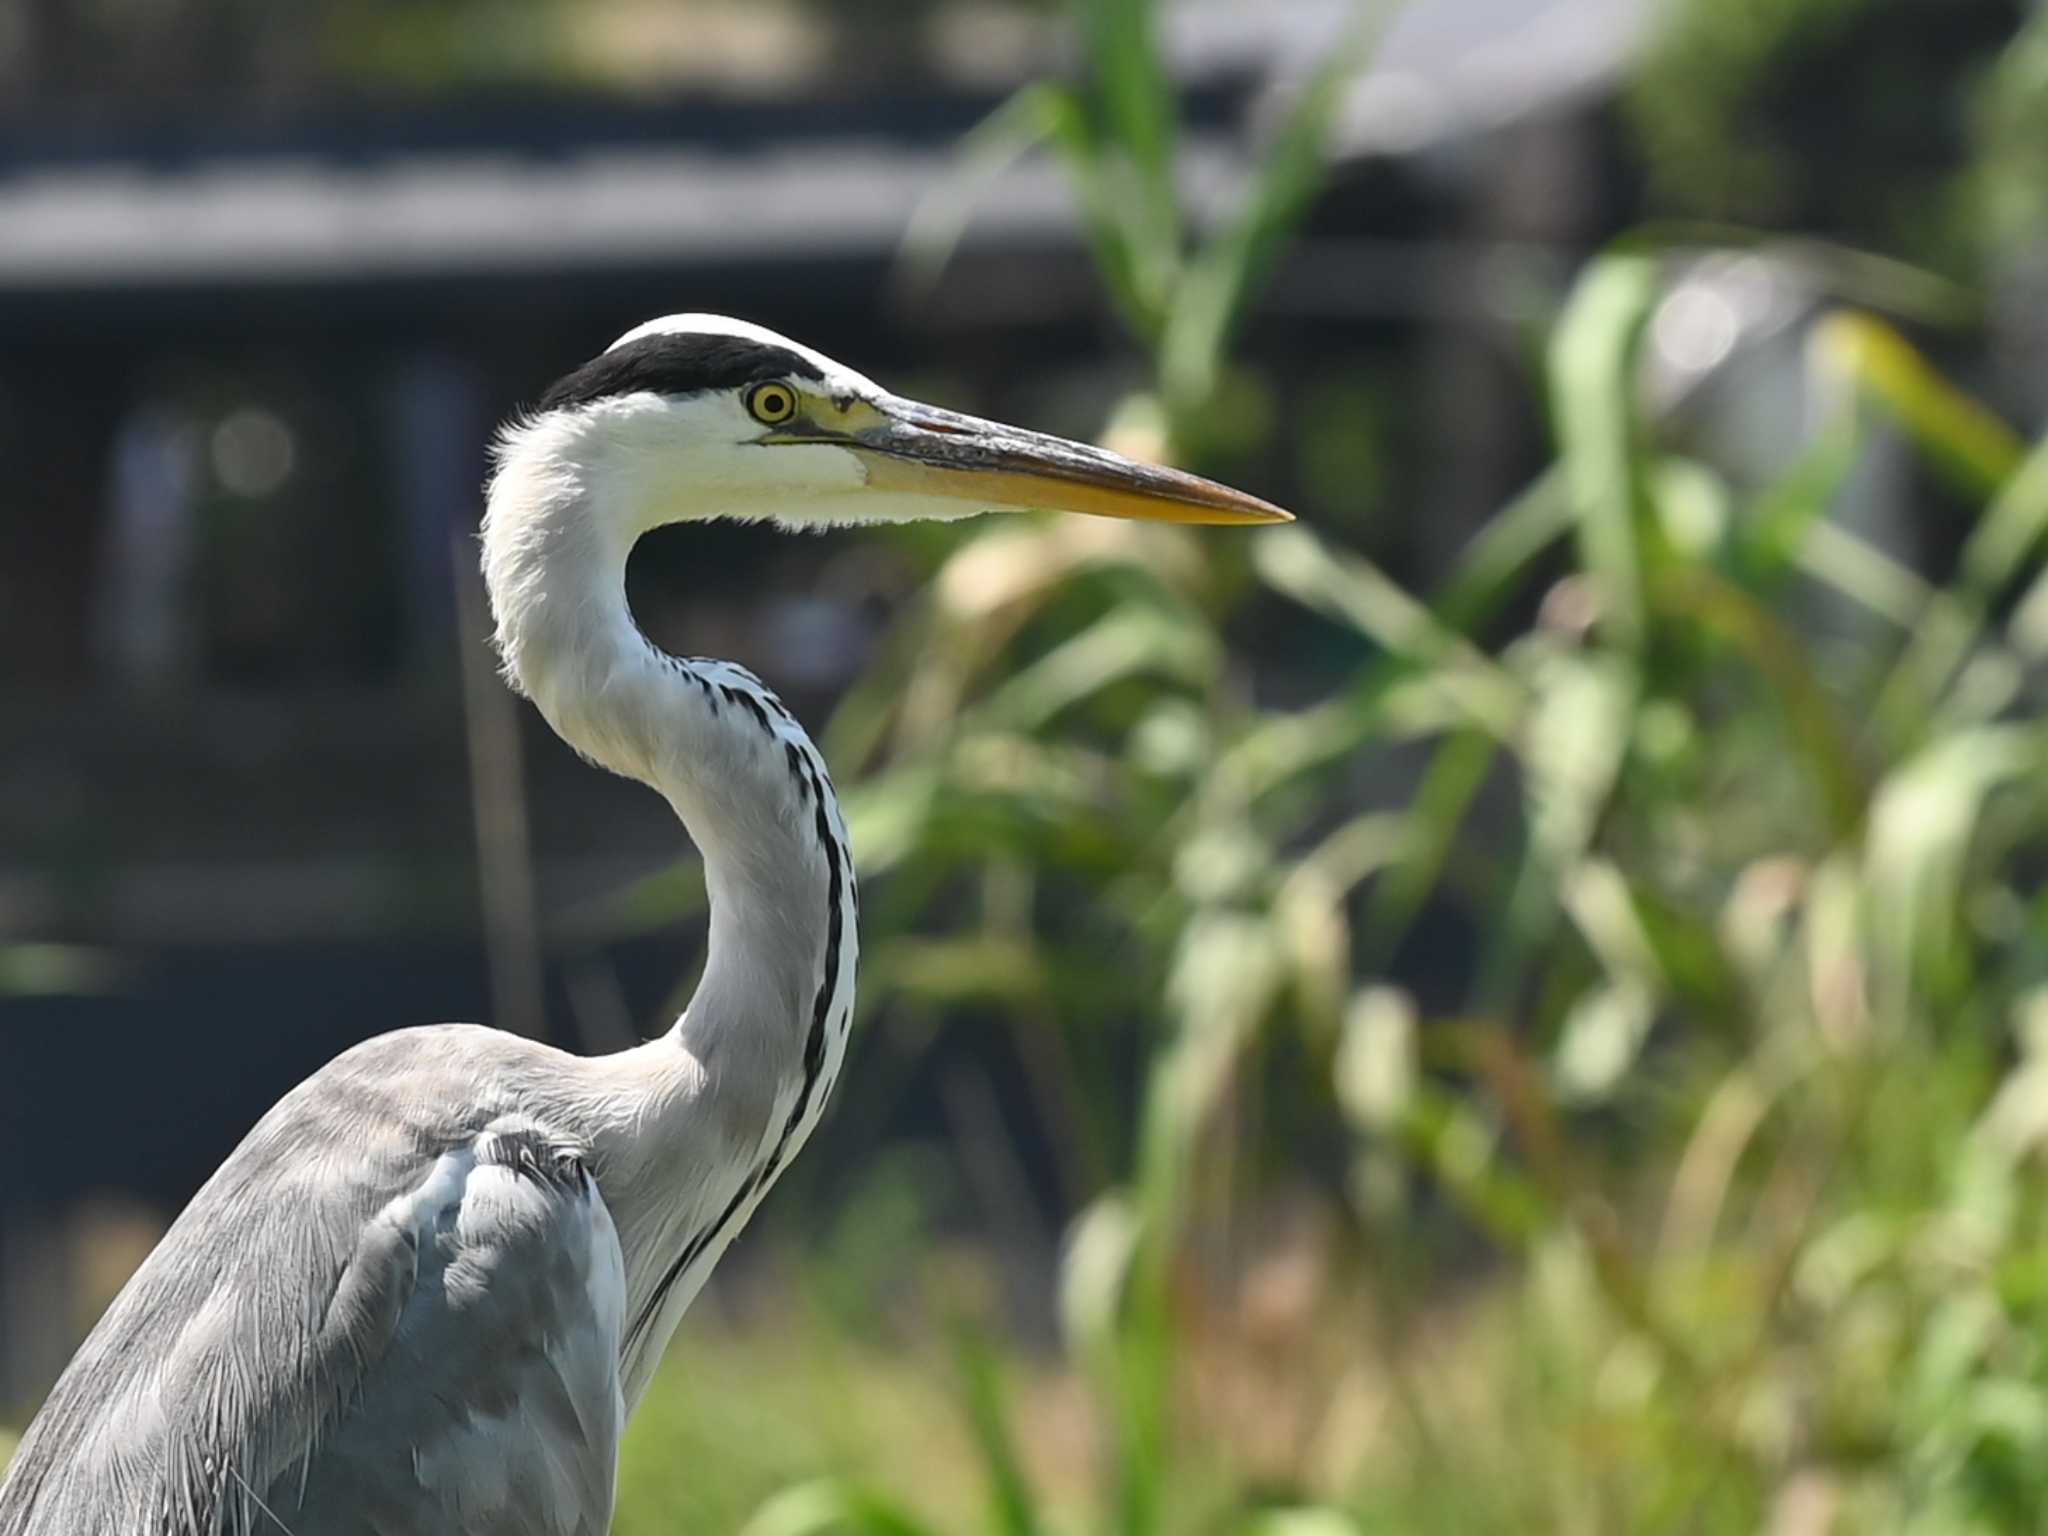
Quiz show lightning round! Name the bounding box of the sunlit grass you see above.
[612,1272,1102,1536]
[613,1302,977,1536]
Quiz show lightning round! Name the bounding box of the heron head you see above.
[494,314,1291,539]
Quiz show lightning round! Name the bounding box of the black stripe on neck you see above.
[628,738,853,1347]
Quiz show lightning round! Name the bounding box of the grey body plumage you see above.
[0,315,1287,1536]
[3,1029,629,1535]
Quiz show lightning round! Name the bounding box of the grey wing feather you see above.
[0,1026,628,1536]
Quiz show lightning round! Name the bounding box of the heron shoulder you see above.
[0,1024,629,1536]
[280,1118,627,1536]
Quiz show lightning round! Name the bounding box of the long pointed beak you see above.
[836,395,1293,526]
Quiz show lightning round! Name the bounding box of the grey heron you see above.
[0,315,1288,1536]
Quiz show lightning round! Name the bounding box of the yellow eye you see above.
[746,382,798,425]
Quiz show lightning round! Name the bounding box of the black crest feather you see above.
[539,331,826,413]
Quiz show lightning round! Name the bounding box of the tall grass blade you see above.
[1435,466,1573,633]
[1738,410,1860,590]
[1812,311,2026,499]
[1161,4,1395,409]
[1073,0,1182,324]
[1875,431,2048,745]
[893,83,1086,298]
[1550,250,1661,655]
[1656,567,1870,839]
[739,1481,943,1536]
[1252,524,1525,740]
[953,1331,1045,1536]
[1359,729,1497,969]
[1961,430,2048,596]
[1864,724,2048,1021]
[1796,520,1932,632]
[1061,1192,1168,1536]
[978,605,1219,731]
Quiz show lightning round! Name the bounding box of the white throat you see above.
[481,411,860,1387]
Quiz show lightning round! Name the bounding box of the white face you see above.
[507,315,965,535]
[574,392,906,534]
[491,313,1290,543]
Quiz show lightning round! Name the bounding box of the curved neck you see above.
[481,423,858,1173]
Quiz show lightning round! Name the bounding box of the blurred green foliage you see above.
[323,0,577,90]
[598,2,2048,1534]
[1628,0,2035,271]
[609,1312,994,1536]
[1967,6,2048,261]
[899,0,1385,427]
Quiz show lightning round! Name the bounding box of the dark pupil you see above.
[758,388,788,417]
